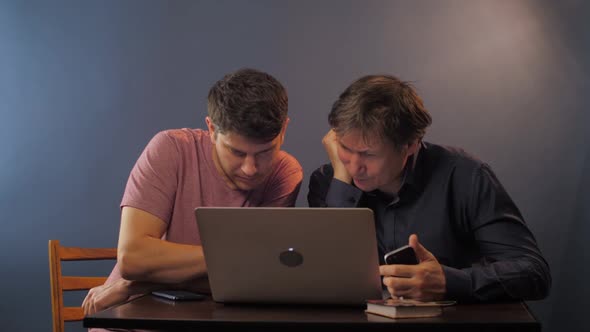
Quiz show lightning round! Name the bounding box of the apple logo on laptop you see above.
[279,247,303,267]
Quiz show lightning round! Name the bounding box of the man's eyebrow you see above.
[223,142,245,154]
[339,141,370,154]
[256,144,278,154]
[338,141,352,150]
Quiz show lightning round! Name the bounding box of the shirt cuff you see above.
[442,265,473,302]
[325,178,363,207]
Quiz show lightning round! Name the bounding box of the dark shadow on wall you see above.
[538,1,590,330]
[548,148,590,331]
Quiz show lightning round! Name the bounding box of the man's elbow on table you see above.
[531,260,552,300]
[509,259,552,301]
[117,247,150,280]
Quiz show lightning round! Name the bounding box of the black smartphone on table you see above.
[384,245,419,265]
[151,290,207,301]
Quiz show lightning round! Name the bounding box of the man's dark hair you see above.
[328,75,432,149]
[208,68,288,142]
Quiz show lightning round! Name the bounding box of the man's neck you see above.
[379,175,404,196]
[378,146,420,195]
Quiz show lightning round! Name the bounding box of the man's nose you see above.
[349,154,364,176]
[241,155,258,176]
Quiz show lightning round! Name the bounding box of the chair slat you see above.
[49,240,117,332]
[62,276,108,291]
[49,241,64,332]
[59,246,117,261]
[63,307,84,321]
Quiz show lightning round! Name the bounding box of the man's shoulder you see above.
[147,128,209,152]
[307,163,334,190]
[154,128,207,144]
[422,142,485,170]
[275,150,304,177]
[311,163,334,178]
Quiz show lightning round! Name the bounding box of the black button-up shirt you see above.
[308,142,551,302]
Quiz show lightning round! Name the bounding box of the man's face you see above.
[336,129,416,194]
[207,117,286,191]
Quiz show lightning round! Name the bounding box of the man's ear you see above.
[205,117,216,143]
[404,139,420,158]
[279,118,290,145]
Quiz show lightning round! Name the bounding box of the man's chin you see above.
[234,178,263,191]
[353,179,375,192]
[235,183,256,191]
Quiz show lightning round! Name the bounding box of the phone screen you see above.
[384,245,418,265]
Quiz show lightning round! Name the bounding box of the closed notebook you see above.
[365,298,456,319]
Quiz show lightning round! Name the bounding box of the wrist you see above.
[115,278,134,297]
[333,169,352,184]
[122,279,154,297]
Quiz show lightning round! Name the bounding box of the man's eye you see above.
[358,152,376,158]
[232,150,246,157]
[340,145,352,152]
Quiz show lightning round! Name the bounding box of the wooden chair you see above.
[48,240,117,332]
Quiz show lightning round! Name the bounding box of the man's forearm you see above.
[118,237,207,284]
[118,275,210,299]
[443,258,551,302]
[325,179,363,207]
[308,166,362,207]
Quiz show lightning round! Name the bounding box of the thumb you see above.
[408,234,434,263]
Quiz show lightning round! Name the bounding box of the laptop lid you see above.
[195,207,382,305]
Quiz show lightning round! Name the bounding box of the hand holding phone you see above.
[384,245,418,265]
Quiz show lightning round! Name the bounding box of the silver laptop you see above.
[195,207,382,306]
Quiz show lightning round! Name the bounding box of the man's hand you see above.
[81,276,211,316]
[379,234,446,301]
[322,129,352,184]
[82,278,131,316]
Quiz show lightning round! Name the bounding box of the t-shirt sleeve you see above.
[120,131,179,224]
[259,153,303,207]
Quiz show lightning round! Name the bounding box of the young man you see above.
[308,75,551,302]
[83,68,303,316]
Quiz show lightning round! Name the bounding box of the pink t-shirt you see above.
[121,128,303,245]
[102,128,302,285]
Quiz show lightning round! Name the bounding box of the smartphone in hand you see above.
[384,245,418,265]
[151,290,207,301]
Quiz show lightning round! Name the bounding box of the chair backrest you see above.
[48,240,117,332]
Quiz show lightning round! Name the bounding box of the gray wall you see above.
[1,1,588,331]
